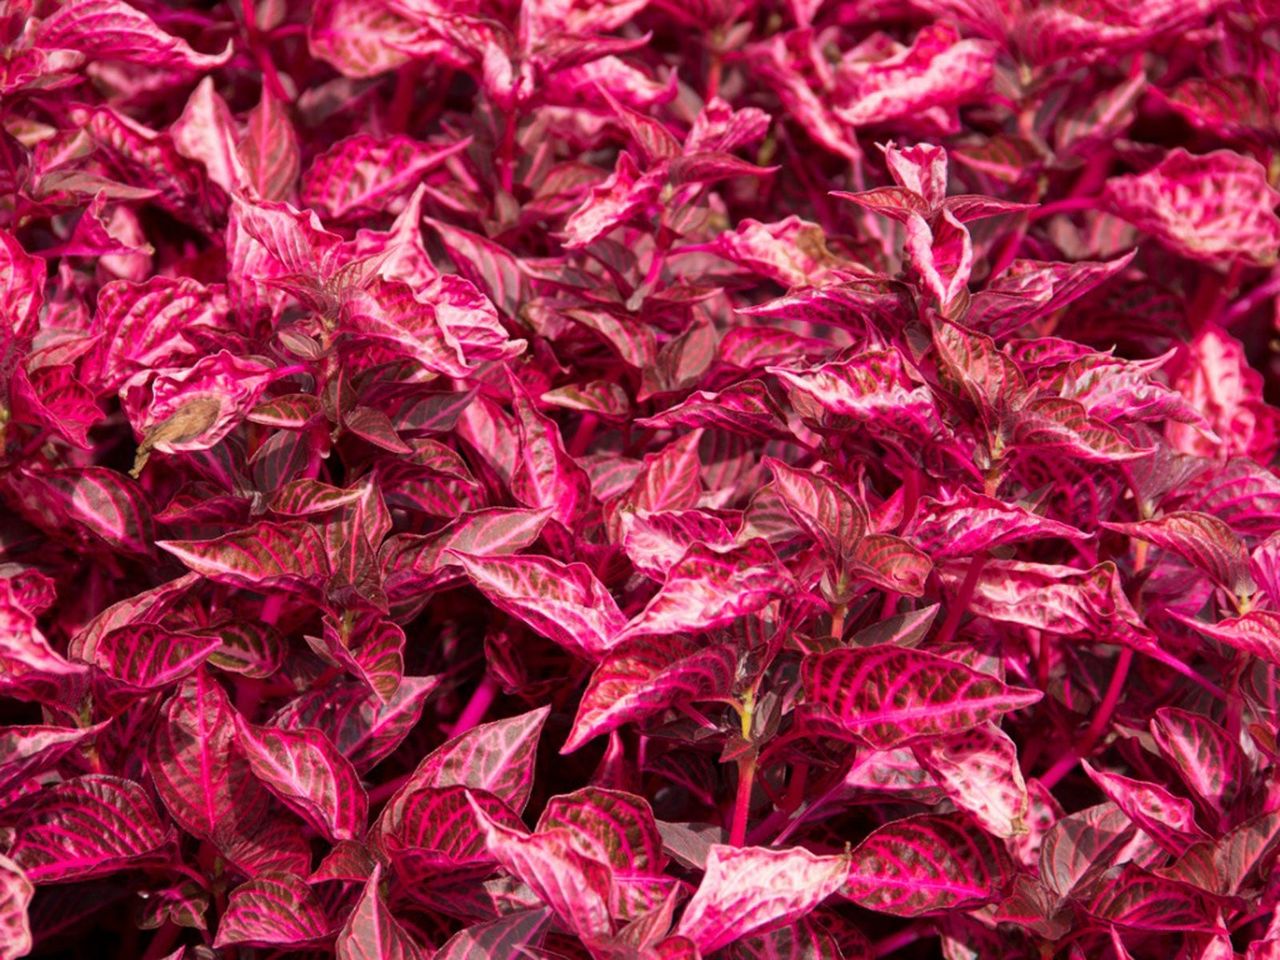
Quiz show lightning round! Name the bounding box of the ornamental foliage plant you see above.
[3,1,1280,958]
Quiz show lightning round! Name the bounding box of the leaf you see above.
[850,533,933,597]
[1151,708,1246,817]
[1174,610,1280,668]
[0,724,104,798]
[10,775,172,882]
[213,874,332,948]
[375,707,550,843]
[433,908,552,960]
[0,855,32,960]
[238,88,299,201]
[272,675,441,772]
[94,624,220,690]
[28,466,154,556]
[158,520,330,594]
[1082,762,1210,856]
[768,349,947,441]
[1088,865,1223,933]
[803,644,1041,748]
[536,788,664,875]
[808,647,1039,752]
[564,638,738,752]
[1157,811,1280,897]
[764,458,865,561]
[149,673,309,876]
[235,719,368,842]
[676,844,849,954]
[914,723,1029,838]
[944,559,1143,638]
[910,487,1086,560]
[447,552,625,659]
[381,507,552,607]
[33,0,233,71]
[335,865,424,960]
[843,813,1013,916]
[1103,511,1254,597]
[468,796,616,941]
[1039,803,1138,903]
[615,540,793,644]
[1103,148,1280,266]
[303,134,471,220]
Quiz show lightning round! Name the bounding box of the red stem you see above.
[729,751,757,846]
[451,673,499,736]
[1040,647,1133,789]
[1027,195,1099,221]
[935,555,987,646]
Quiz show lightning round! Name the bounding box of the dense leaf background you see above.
[2,0,1280,958]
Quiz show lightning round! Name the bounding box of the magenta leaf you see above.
[0,855,32,960]
[764,457,866,561]
[565,637,738,753]
[469,796,616,941]
[158,520,330,594]
[335,865,425,960]
[615,540,793,643]
[272,675,441,773]
[0,724,105,799]
[1088,865,1223,933]
[9,775,172,882]
[213,874,332,948]
[1082,762,1210,856]
[303,134,471,220]
[33,0,233,71]
[94,623,220,690]
[448,552,625,659]
[536,787,664,876]
[433,908,552,960]
[843,813,1013,916]
[914,722,1029,838]
[1150,708,1246,817]
[376,707,550,839]
[1103,511,1255,598]
[149,673,308,876]
[803,644,1041,748]
[235,719,368,843]
[1103,149,1280,266]
[676,844,849,953]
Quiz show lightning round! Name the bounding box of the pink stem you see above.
[451,673,499,736]
[1027,195,1099,221]
[935,555,986,647]
[1040,647,1133,789]
[260,593,286,627]
[873,926,930,958]
[729,751,757,846]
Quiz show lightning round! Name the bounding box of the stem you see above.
[499,111,517,194]
[260,593,286,627]
[830,603,847,641]
[451,673,499,736]
[935,555,987,646]
[140,924,182,960]
[729,751,757,847]
[1027,195,1099,221]
[388,63,420,133]
[1040,647,1132,789]
[782,762,808,813]
[873,926,929,958]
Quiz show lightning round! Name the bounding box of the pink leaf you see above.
[915,723,1029,838]
[158,520,330,594]
[676,844,849,953]
[843,813,1013,916]
[802,644,1041,748]
[448,552,625,659]
[213,874,332,948]
[1103,511,1254,597]
[1103,149,1280,266]
[0,855,32,960]
[235,719,368,842]
[34,0,233,71]
[10,775,172,882]
[335,865,425,960]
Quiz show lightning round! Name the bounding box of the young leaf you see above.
[335,865,425,960]
[843,813,1013,916]
[803,644,1041,748]
[676,845,849,953]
